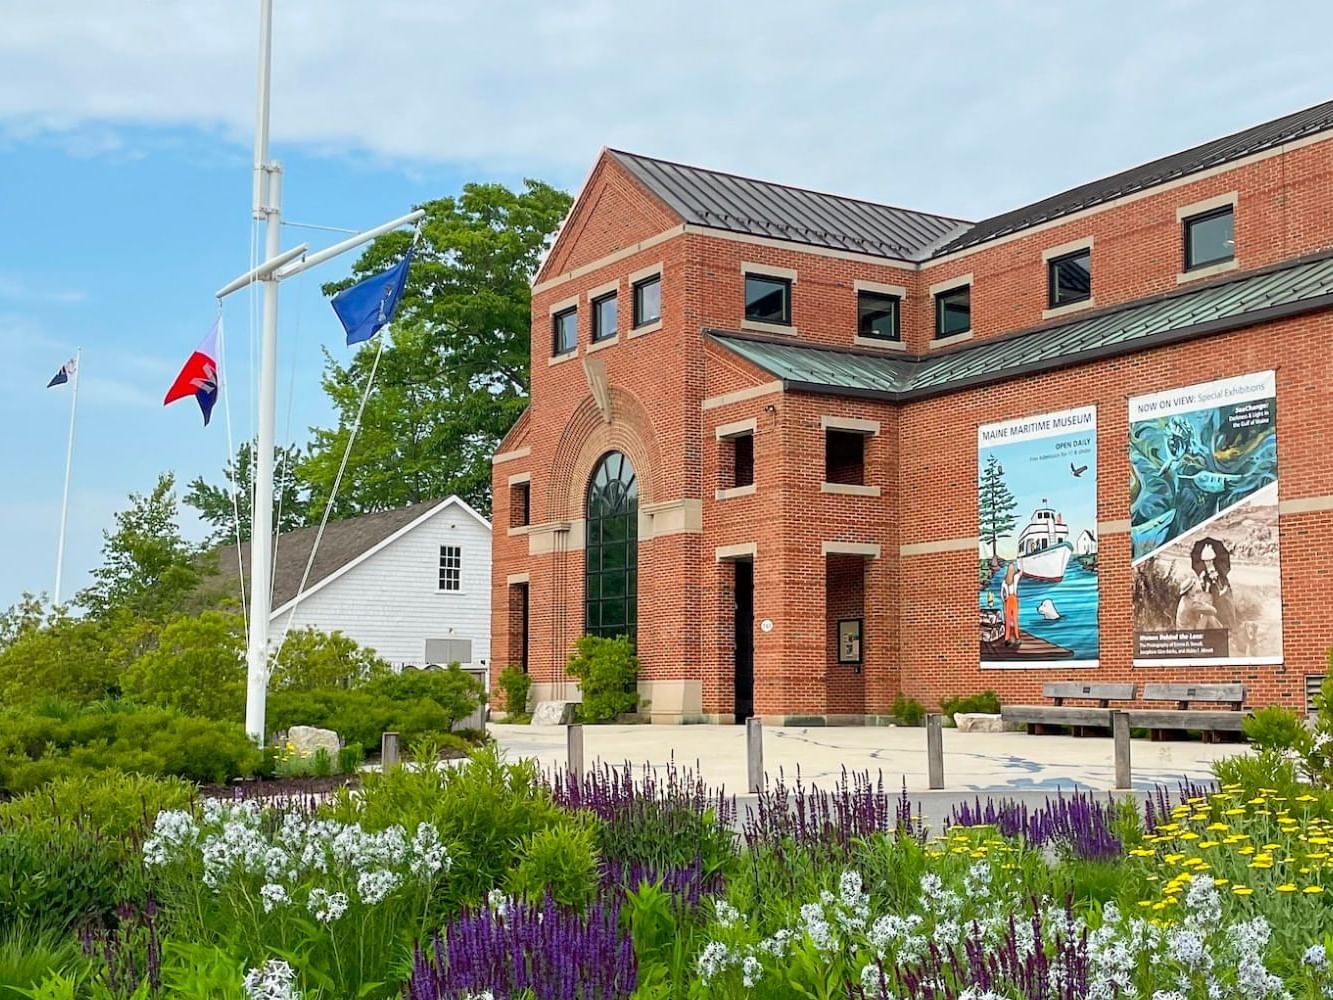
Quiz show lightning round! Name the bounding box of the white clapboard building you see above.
[218,496,491,672]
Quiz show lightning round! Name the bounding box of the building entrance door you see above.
[734,559,754,721]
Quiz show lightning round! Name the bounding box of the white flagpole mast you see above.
[220,0,423,746]
[53,348,80,607]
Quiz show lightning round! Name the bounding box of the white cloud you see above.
[2,2,1330,217]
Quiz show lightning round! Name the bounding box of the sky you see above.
[1,0,1331,610]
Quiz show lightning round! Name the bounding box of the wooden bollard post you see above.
[746,717,763,793]
[926,714,944,790]
[567,723,584,779]
[380,731,400,772]
[1113,711,1132,790]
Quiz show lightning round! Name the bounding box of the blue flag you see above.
[330,251,412,346]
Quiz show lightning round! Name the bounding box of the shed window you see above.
[438,545,462,591]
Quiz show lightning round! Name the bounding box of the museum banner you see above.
[1128,370,1282,667]
[978,405,1099,669]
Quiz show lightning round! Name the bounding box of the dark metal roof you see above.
[936,98,1333,256]
[610,149,970,261]
[708,253,1333,401]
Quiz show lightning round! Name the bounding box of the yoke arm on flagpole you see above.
[276,210,425,279]
[215,243,309,300]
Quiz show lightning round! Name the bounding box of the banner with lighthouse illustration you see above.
[977,405,1099,669]
[1128,370,1282,667]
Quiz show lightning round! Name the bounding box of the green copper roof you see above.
[709,253,1333,401]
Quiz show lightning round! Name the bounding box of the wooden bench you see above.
[1125,683,1248,742]
[1001,682,1137,735]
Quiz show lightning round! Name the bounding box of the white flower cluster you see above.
[1087,875,1289,1000]
[242,959,302,1000]
[143,801,450,922]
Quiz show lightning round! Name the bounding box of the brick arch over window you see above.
[546,388,663,521]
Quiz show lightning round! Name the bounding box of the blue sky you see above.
[2,1,1332,609]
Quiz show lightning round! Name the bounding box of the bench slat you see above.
[1124,709,1250,731]
[1141,682,1244,704]
[1002,706,1113,727]
[1042,682,1135,702]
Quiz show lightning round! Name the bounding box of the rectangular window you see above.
[438,545,461,591]
[745,274,791,326]
[857,290,900,341]
[1184,206,1235,270]
[592,292,617,342]
[510,482,530,528]
[552,307,577,355]
[934,284,971,338]
[632,275,661,327]
[1047,249,1091,308]
[825,429,865,485]
[730,433,754,488]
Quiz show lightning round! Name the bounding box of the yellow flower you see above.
[1296,794,1317,803]
[1312,837,1331,846]
[1250,860,1274,870]
[1276,883,1298,893]
[1262,844,1282,851]
[1233,886,1254,896]
[1304,885,1325,894]
[1130,848,1155,858]
[1248,797,1267,805]
[1225,808,1246,817]
[1163,853,1186,864]
[1137,899,1154,908]
[1198,841,1219,849]
[1206,822,1229,832]
[1179,832,1200,841]
[1213,878,1229,886]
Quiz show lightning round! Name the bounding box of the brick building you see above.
[491,100,1333,723]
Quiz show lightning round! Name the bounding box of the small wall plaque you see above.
[838,618,863,665]
[760,618,774,633]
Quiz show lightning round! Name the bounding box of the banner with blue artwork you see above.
[1128,370,1281,666]
[978,405,1099,669]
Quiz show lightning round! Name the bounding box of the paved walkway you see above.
[490,723,1242,793]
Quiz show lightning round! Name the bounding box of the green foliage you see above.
[0,613,140,709]
[0,824,136,936]
[1212,747,1304,798]
[0,926,92,996]
[1244,705,1310,753]
[566,635,640,723]
[268,665,482,750]
[0,704,262,793]
[307,179,573,516]
[76,473,201,621]
[499,665,533,719]
[185,440,312,544]
[941,690,1001,718]
[0,772,195,839]
[270,626,390,692]
[507,815,601,908]
[891,695,926,727]
[0,593,46,651]
[328,744,567,907]
[122,612,245,720]
[337,742,364,774]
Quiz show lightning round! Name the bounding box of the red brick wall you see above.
[492,139,1333,717]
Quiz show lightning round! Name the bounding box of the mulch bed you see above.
[200,773,361,801]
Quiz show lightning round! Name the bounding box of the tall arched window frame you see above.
[585,451,638,640]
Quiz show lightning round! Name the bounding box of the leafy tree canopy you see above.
[184,441,312,544]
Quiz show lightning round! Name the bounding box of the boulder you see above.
[287,725,341,760]
[953,712,1005,733]
[531,701,577,726]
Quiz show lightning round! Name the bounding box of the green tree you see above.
[978,455,1019,563]
[269,626,390,691]
[122,611,245,720]
[304,179,572,515]
[0,593,46,651]
[0,611,137,707]
[184,440,313,544]
[77,473,200,621]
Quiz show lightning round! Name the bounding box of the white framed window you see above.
[438,545,462,591]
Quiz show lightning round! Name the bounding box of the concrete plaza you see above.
[490,722,1242,794]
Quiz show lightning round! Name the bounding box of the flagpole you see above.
[245,0,279,746]
[53,347,80,606]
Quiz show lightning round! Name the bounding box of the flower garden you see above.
[4,724,1333,1000]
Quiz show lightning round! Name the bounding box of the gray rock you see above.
[287,725,341,760]
[531,701,577,726]
[953,712,1005,733]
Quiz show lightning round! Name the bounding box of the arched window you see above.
[585,451,638,639]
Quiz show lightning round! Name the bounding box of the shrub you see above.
[0,614,133,709]
[566,635,640,723]
[337,742,364,774]
[122,611,245,720]
[498,665,533,719]
[506,815,601,908]
[268,626,390,691]
[367,664,484,724]
[892,695,926,727]
[0,824,138,936]
[941,690,1001,718]
[1244,705,1309,753]
[0,772,195,840]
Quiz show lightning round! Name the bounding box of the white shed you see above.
[1074,529,1098,556]
[219,496,491,671]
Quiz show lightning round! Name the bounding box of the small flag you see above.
[330,250,412,345]
[164,321,220,426]
[47,356,77,388]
